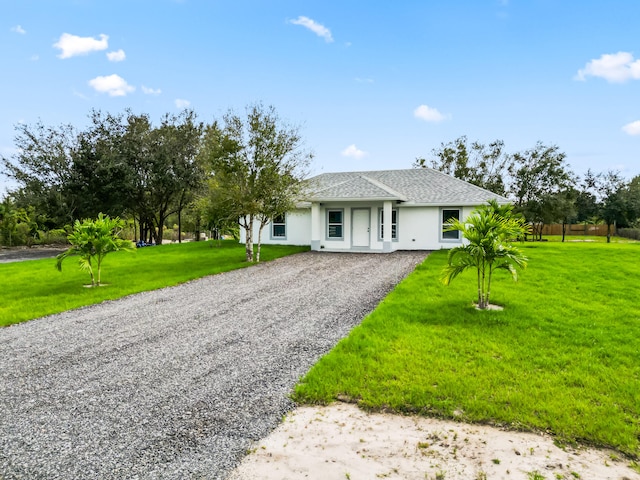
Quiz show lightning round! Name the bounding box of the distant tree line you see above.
[0,104,310,261]
[415,136,640,242]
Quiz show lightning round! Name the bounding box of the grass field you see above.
[0,240,308,327]
[293,241,640,458]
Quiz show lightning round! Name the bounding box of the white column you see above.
[383,200,392,252]
[311,202,321,251]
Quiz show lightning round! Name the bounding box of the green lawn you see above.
[0,240,308,327]
[294,242,640,458]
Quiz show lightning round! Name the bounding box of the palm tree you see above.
[56,213,135,286]
[442,200,529,309]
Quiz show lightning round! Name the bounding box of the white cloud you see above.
[354,77,374,84]
[341,144,367,159]
[414,104,449,123]
[30,54,39,61]
[11,25,26,34]
[54,33,108,59]
[88,74,134,96]
[622,120,640,136]
[142,85,162,95]
[106,49,126,62]
[289,16,333,43]
[175,98,190,108]
[575,52,640,83]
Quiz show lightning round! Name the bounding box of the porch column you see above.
[383,200,392,253]
[311,202,321,251]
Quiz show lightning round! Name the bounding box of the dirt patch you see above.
[229,403,640,480]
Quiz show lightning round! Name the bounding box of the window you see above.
[379,209,398,241]
[327,209,343,239]
[271,213,286,239]
[441,208,461,241]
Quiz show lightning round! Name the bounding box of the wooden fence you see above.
[540,223,611,236]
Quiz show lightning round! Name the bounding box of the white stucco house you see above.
[240,168,509,252]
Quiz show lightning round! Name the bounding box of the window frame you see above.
[378,208,399,242]
[270,213,287,240]
[440,207,462,242]
[326,209,344,240]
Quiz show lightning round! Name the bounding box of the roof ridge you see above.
[359,174,408,201]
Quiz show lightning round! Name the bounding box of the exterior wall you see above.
[240,204,476,251]
[239,209,311,246]
[395,205,474,250]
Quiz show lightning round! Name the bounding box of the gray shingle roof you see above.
[302,168,509,206]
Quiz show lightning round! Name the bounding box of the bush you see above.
[39,228,69,245]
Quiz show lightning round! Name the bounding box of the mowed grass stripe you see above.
[0,240,308,327]
[294,242,640,457]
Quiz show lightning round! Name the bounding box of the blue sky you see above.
[2,0,640,194]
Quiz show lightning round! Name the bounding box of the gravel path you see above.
[0,251,427,480]
[0,246,67,263]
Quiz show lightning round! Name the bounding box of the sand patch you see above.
[229,403,639,480]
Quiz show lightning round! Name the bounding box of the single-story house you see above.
[241,168,509,252]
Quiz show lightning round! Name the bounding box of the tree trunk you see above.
[178,209,182,244]
[486,264,493,308]
[562,222,566,242]
[607,223,611,243]
[480,262,487,309]
[194,215,201,242]
[133,216,138,243]
[256,221,266,263]
[476,267,482,308]
[242,214,254,262]
[96,256,102,286]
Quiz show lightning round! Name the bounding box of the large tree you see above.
[415,136,511,195]
[508,142,575,240]
[205,104,311,262]
[2,121,79,227]
[2,110,205,244]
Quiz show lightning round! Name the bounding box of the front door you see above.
[351,208,370,248]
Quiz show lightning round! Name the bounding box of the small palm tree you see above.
[442,200,529,309]
[56,213,135,286]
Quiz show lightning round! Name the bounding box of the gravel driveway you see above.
[0,251,427,480]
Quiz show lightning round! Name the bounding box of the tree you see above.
[68,109,205,245]
[56,213,135,286]
[205,104,311,262]
[415,136,511,195]
[546,189,578,242]
[509,142,574,240]
[0,197,29,246]
[624,175,640,227]
[596,170,627,243]
[442,201,529,310]
[574,170,600,223]
[2,120,78,226]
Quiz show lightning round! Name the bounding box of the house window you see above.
[379,209,398,241]
[271,213,286,239]
[327,209,343,239]
[441,208,461,241]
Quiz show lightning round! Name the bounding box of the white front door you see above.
[351,208,370,248]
